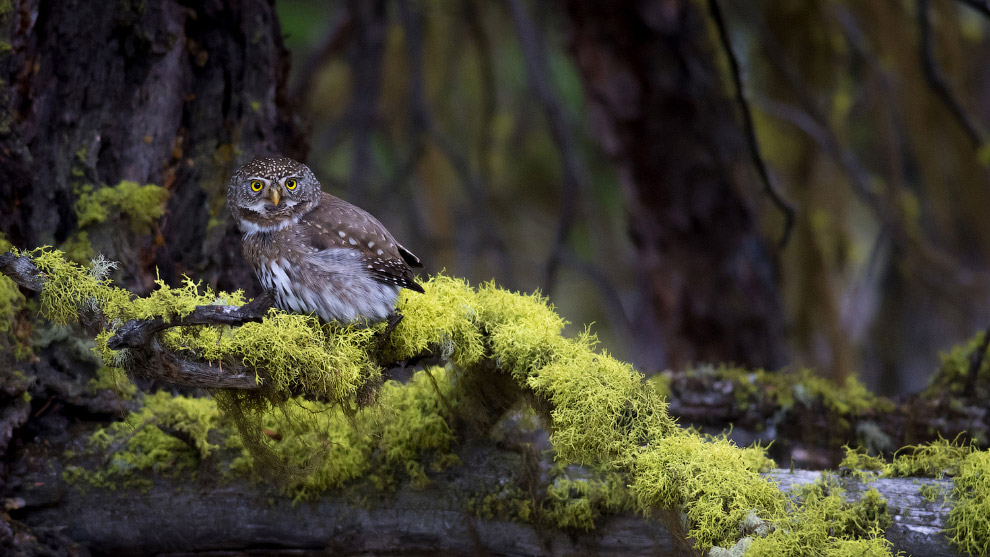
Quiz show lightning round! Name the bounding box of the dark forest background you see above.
[273,0,990,396]
[3,0,990,396]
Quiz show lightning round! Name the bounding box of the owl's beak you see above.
[269,188,281,206]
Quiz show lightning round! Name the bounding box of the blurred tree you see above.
[562,0,789,371]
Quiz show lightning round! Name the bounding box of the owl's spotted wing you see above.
[299,193,424,293]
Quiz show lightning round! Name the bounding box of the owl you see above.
[226,156,423,323]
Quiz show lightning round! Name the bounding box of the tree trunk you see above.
[0,0,306,294]
[0,0,305,537]
[563,0,787,371]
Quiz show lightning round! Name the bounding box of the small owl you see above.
[226,156,423,323]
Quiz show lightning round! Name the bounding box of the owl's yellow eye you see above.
[250,180,264,192]
[285,178,297,190]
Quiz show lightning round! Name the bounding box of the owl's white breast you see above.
[258,249,400,323]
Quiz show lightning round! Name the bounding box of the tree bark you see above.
[563,0,787,371]
[0,0,306,294]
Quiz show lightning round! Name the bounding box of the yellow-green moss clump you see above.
[63,391,220,491]
[741,473,893,556]
[74,181,169,234]
[927,328,990,399]
[33,248,898,554]
[699,364,892,418]
[68,367,460,500]
[880,437,989,555]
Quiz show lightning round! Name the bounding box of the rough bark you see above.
[563,0,787,371]
[0,0,306,294]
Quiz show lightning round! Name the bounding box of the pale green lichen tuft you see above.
[75,180,169,233]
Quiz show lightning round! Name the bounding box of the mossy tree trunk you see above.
[563,0,788,371]
[0,1,304,547]
[0,0,306,294]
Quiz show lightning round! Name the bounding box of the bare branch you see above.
[956,0,990,19]
[708,0,796,249]
[0,251,45,292]
[507,0,591,293]
[919,0,986,149]
[106,291,275,350]
[289,6,353,106]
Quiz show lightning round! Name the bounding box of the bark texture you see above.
[0,0,306,294]
[564,0,787,370]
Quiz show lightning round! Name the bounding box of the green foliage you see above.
[64,391,220,491]
[74,180,169,234]
[945,450,990,556]
[742,473,893,556]
[886,437,975,479]
[32,250,901,553]
[928,329,990,399]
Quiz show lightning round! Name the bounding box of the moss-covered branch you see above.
[4,248,989,556]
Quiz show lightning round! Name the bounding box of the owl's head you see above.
[226,156,321,232]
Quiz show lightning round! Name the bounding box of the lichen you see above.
[926,329,990,399]
[74,180,169,234]
[86,365,137,400]
[885,436,975,479]
[945,450,990,555]
[28,249,903,553]
[542,471,634,531]
[741,473,893,556]
[63,391,220,491]
[59,231,96,264]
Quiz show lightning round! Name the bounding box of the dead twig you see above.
[708,0,796,249]
[918,0,986,150]
[507,0,591,293]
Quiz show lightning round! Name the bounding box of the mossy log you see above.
[4,250,988,556]
[8,437,956,556]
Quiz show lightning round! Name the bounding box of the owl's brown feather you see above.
[227,156,424,323]
[298,194,425,294]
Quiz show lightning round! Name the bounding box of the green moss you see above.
[64,391,221,491]
[75,180,168,234]
[543,472,634,531]
[706,365,892,417]
[632,432,785,551]
[917,483,943,503]
[25,253,906,553]
[0,270,24,334]
[886,436,975,479]
[87,365,137,400]
[927,329,990,398]
[945,450,990,555]
[467,484,534,523]
[60,231,96,264]
[742,473,892,556]
[839,446,886,482]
